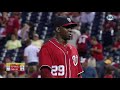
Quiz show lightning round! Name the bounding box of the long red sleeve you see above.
[40,67,53,78]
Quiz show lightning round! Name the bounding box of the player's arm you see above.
[40,66,53,78]
[39,46,53,78]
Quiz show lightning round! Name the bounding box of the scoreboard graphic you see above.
[6,63,25,71]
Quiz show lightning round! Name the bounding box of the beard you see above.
[63,34,72,41]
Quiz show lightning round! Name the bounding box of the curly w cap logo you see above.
[67,18,71,22]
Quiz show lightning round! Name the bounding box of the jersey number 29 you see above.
[51,65,64,76]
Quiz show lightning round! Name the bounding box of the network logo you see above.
[106,14,114,21]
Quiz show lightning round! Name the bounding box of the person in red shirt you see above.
[104,20,116,30]
[90,36,104,61]
[90,36,104,78]
[77,28,91,58]
[104,66,114,78]
[0,12,9,37]
[0,63,6,78]
[0,12,8,27]
[39,16,83,78]
[5,12,21,38]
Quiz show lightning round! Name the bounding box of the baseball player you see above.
[39,16,83,78]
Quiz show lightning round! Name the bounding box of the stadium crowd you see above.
[0,12,120,78]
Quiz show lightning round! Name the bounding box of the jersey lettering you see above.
[78,37,86,43]
[51,65,65,76]
[72,55,78,66]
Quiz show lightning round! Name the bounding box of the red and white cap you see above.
[53,16,78,28]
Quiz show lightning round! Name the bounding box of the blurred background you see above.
[0,12,120,78]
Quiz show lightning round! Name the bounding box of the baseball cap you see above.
[104,59,112,65]
[34,34,39,37]
[53,16,78,28]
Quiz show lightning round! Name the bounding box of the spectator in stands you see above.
[104,58,112,65]
[0,12,9,46]
[70,12,81,24]
[104,66,114,78]
[56,12,69,17]
[104,20,116,31]
[104,58,120,78]
[67,25,81,48]
[27,22,34,40]
[112,37,120,51]
[5,34,22,50]
[115,24,120,37]
[7,71,15,78]
[87,56,96,68]
[11,71,19,78]
[90,36,104,78]
[110,37,120,58]
[0,12,9,37]
[76,28,91,58]
[102,28,114,49]
[116,64,120,77]
[103,59,115,78]
[31,33,44,49]
[80,12,95,29]
[3,56,13,63]
[2,57,15,78]
[5,12,21,39]
[111,12,120,20]
[81,58,98,78]
[27,65,39,78]
[113,65,120,78]
[24,39,40,76]
[18,71,26,78]
[0,63,7,78]
[0,12,8,27]
[18,22,31,42]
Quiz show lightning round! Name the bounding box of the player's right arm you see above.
[40,67,53,78]
[39,46,53,78]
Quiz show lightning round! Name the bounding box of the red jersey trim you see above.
[69,58,71,78]
[39,65,52,70]
[77,71,84,76]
